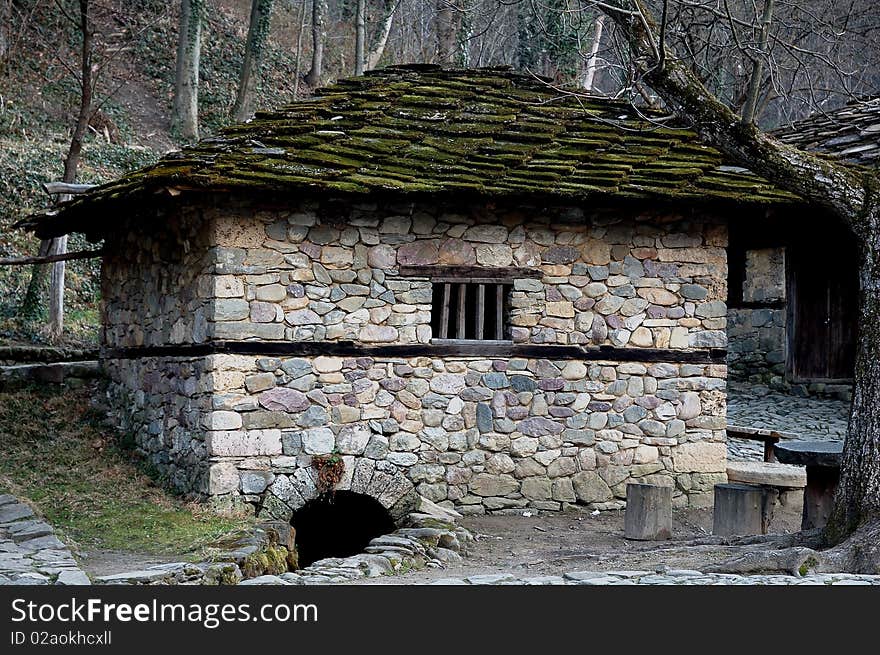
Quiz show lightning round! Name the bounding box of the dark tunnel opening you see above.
[290,491,396,568]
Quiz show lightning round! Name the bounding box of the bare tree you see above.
[584,0,880,572]
[51,0,100,341]
[304,0,326,87]
[233,0,275,121]
[172,0,202,140]
[18,0,96,340]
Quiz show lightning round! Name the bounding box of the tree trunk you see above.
[825,209,880,542]
[354,0,365,75]
[18,240,51,321]
[582,14,605,91]
[47,0,94,343]
[304,0,326,87]
[20,0,93,337]
[172,0,202,140]
[740,0,774,125]
[232,0,274,122]
[293,0,307,97]
[436,0,459,65]
[365,0,398,71]
[0,0,11,67]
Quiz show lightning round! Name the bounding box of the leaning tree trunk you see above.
[304,0,326,87]
[172,0,202,140]
[592,0,880,571]
[232,0,274,122]
[365,0,398,71]
[581,14,605,91]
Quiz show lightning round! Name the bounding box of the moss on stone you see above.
[22,66,803,237]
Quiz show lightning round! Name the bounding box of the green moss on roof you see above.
[22,64,801,237]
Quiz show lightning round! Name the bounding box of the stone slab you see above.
[726,461,806,488]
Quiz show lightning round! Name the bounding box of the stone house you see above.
[727,98,879,393]
[23,66,819,522]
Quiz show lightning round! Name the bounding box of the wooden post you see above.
[456,282,466,338]
[475,283,485,340]
[48,234,67,342]
[624,483,672,540]
[495,284,504,340]
[713,483,768,536]
[439,283,451,339]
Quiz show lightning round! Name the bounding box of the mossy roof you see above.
[22,65,801,238]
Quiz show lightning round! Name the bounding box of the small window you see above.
[397,264,540,344]
[431,281,510,342]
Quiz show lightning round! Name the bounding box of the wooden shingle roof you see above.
[22,65,800,238]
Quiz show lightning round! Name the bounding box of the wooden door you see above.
[788,237,857,382]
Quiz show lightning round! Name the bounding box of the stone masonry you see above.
[101,198,729,519]
[728,247,786,384]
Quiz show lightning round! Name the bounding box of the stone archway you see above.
[290,491,397,567]
[258,456,419,525]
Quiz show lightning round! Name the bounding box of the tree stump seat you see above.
[624,483,672,541]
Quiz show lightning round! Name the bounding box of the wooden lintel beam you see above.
[398,265,542,279]
[0,249,104,266]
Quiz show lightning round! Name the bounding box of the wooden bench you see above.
[714,461,807,536]
[727,425,800,462]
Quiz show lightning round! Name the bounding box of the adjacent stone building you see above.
[726,99,877,392]
[23,66,817,521]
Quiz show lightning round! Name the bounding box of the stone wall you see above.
[203,353,726,516]
[104,356,213,494]
[102,208,216,491]
[206,200,728,350]
[727,247,787,384]
[102,206,214,348]
[100,197,730,516]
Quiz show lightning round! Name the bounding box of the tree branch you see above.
[585,0,870,228]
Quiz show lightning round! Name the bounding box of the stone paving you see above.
[726,382,850,461]
[426,570,880,585]
[0,494,90,585]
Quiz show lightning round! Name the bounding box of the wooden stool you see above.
[624,483,672,540]
[712,483,776,536]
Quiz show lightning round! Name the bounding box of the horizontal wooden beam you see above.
[42,182,97,195]
[398,265,542,279]
[728,301,786,310]
[103,340,727,364]
[0,249,104,266]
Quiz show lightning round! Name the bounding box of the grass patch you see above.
[0,383,252,556]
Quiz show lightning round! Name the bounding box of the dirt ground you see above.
[78,497,804,582]
[359,498,804,584]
